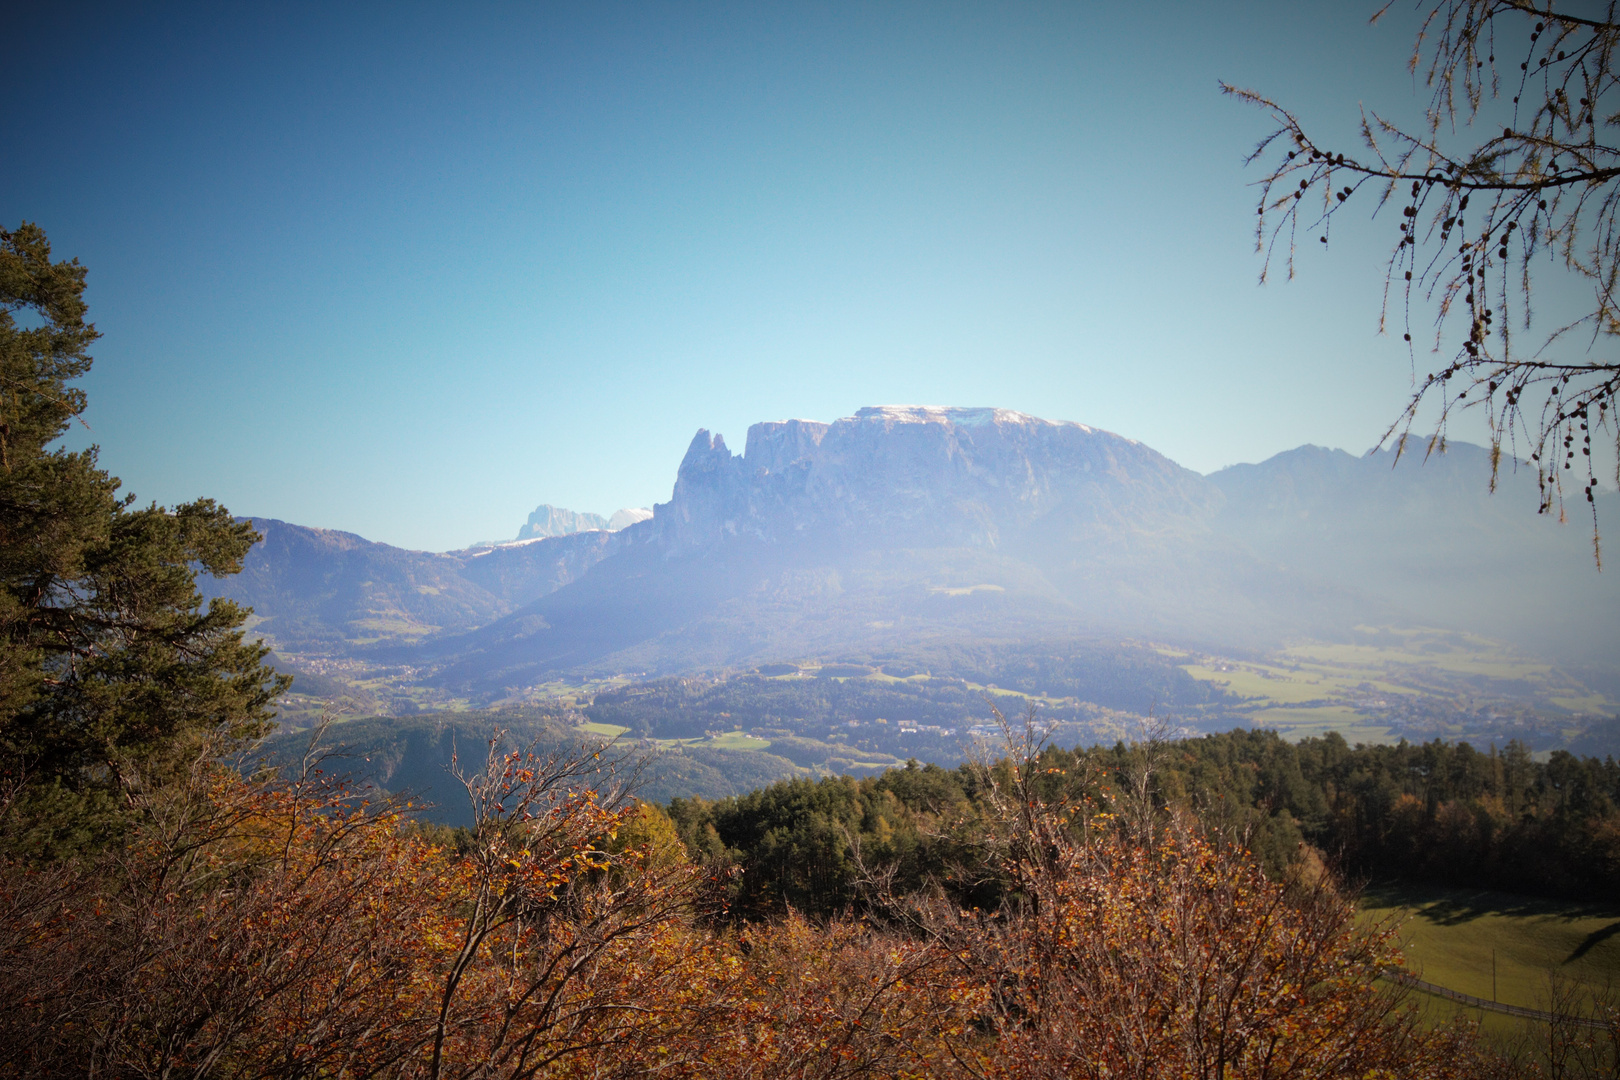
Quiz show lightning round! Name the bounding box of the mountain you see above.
[420,407,1255,690]
[1207,439,1616,652]
[198,519,617,654]
[421,407,1617,692]
[648,406,1215,552]
[515,504,609,540]
[209,407,1619,699]
[507,504,656,542]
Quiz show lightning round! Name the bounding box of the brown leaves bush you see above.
[0,733,1511,1079]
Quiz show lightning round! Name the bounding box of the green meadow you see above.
[574,722,776,755]
[1359,883,1620,1024]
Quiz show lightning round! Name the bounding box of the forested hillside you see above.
[668,728,1620,914]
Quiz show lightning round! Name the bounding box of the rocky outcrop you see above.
[743,418,829,474]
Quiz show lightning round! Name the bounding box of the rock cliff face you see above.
[642,406,1213,554]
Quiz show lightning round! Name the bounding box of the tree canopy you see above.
[1227,1,1620,563]
[0,221,287,856]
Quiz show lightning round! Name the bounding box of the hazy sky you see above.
[5,2,1536,550]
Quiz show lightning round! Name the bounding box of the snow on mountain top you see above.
[850,405,1096,434]
[607,507,654,530]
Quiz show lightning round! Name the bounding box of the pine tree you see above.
[0,221,288,855]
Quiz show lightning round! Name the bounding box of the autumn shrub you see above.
[903,716,1514,1080]
[0,723,1528,1079]
[0,735,976,1079]
[925,824,1497,1079]
[693,913,983,1079]
[1,746,453,1076]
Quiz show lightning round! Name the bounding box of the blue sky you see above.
[5,2,1509,551]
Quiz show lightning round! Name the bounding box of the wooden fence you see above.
[1386,970,1611,1031]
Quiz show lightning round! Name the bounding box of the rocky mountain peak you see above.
[646,405,1208,553]
[206,411,1620,685]
[677,430,737,479]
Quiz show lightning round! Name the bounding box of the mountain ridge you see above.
[205,406,1619,699]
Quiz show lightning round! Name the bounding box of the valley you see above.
[266,628,1620,771]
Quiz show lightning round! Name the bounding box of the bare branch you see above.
[1227,3,1620,562]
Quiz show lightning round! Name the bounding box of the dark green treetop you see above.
[0,222,289,856]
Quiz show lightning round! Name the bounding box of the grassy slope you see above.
[1358,882,1620,1019]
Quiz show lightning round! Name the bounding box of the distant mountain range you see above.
[511,504,653,542]
[202,406,1618,700]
